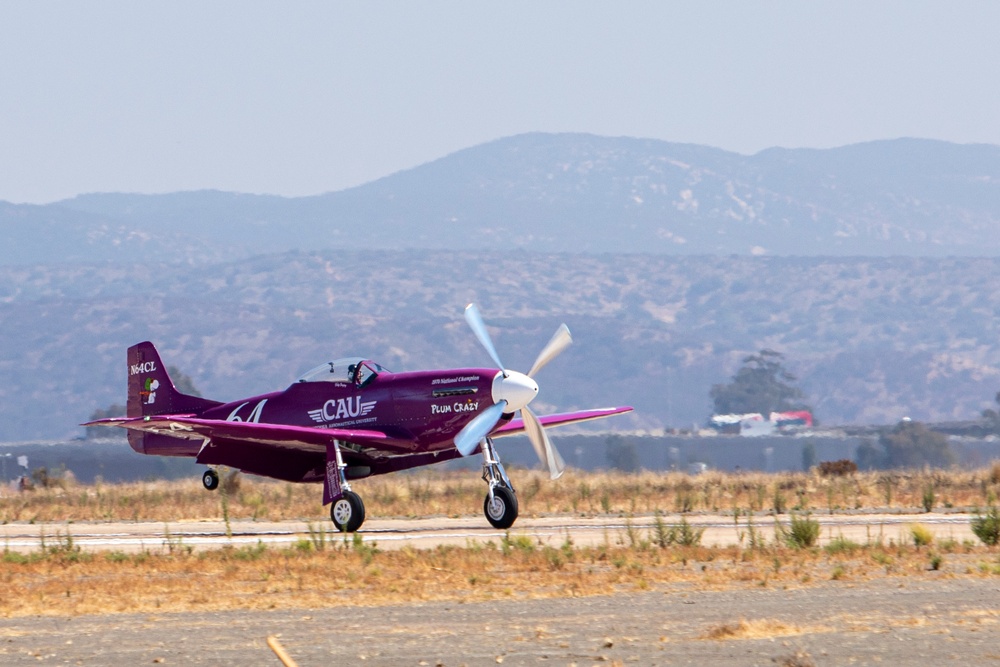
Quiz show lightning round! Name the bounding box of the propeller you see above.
[453,304,572,479]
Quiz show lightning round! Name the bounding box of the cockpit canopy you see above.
[296,358,388,385]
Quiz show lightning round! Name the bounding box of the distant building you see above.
[708,411,813,436]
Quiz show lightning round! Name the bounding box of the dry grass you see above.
[2,526,1000,619]
[701,617,828,640]
[3,466,1000,619]
[3,464,1000,524]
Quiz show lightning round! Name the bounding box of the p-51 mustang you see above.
[85,305,632,531]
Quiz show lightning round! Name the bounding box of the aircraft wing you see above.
[84,415,388,452]
[491,406,633,438]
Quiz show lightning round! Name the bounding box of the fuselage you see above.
[197,366,506,454]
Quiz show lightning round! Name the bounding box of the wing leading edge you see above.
[491,406,633,437]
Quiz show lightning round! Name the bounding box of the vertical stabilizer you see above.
[126,342,222,452]
[127,341,220,417]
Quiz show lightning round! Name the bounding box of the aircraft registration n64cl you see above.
[85,305,632,532]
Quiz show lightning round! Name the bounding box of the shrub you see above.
[910,524,934,548]
[671,515,705,547]
[783,513,820,548]
[921,484,936,513]
[971,506,1000,546]
[651,513,704,548]
[817,460,857,477]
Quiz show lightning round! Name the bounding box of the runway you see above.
[0,511,978,553]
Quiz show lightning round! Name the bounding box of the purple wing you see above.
[84,415,388,452]
[491,406,633,438]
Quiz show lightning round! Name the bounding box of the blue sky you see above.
[2,1,998,203]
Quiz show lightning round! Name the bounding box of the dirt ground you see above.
[2,578,998,666]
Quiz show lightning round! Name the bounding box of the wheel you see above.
[483,486,518,529]
[202,469,219,491]
[330,490,366,532]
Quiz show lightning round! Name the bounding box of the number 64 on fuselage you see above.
[86,305,632,532]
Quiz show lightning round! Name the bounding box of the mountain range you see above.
[2,133,1000,442]
[4,133,1000,264]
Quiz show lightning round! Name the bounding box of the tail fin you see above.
[127,342,221,418]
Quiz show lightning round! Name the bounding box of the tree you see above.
[85,403,126,438]
[879,420,954,469]
[168,365,202,397]
[982,391,1000,434]
[855,439,882,470]
[709,349,810,416]
[801,442,817,471]
[605,435,640,472]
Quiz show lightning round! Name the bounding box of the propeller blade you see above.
[454,400,507,456]
[464,303,504,370]
[521,406,566,480]
[527,323,572,378]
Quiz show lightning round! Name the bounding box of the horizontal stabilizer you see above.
[84,414,390,453]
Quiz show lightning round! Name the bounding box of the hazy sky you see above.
[2,1,999,203]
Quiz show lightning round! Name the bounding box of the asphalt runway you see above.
[0,511,979,554]
[2,579,999,665]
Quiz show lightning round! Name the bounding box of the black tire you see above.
[202,469,219,491]
[330,490,366,532]
[484,486,518,529]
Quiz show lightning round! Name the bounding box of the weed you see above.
[163,524,191,555]
[652,511,671,549]
[501,532,535,555]
[922,484,936,513]
[351,532,378,565]
[230,541,267,561]
[671,515,705,547]
[825,535,862,555]
[880,475,896,507]
[306,522,327,551]
[871,551,894,567]
[772,488,787,515]
[3,550,31,564]
[911,524,934,548]
[543,546,564,570]
[990,460,1000,485]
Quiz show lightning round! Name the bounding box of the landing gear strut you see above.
[202,468,219,491]
[481,438,518,529]
[328,440,366,533]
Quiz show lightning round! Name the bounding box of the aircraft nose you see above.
[492,371,538,413]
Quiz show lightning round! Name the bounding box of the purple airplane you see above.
[85,304,632,531]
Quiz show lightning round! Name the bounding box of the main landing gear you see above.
[481,437,518,529]
[330,490,366,533]
[327,440,367,533]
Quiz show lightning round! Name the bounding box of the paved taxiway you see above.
[0,511,978,553]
